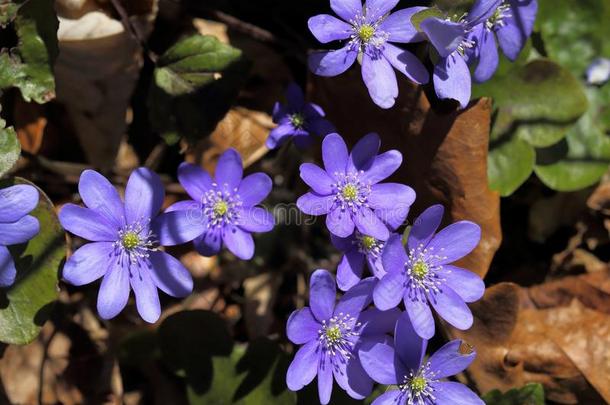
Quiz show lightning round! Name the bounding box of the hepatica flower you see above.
[308,0,429,109]
[359,312,483,405]
[267,83,335,149]
[373,204,484,339]
[419,0,502,108]
[286,269,400,404]
[331,231,386,291]
[470,0,538,82]
[297,133,415,241]
[0,185,39,287]
[60,168,204,323]
[168,148,274,260]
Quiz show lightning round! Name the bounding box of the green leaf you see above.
[482,383,545,405]
[0,123,20,178]
[0,0,59,103]
[538,0,610,77]
[534,85,610,191]
[410,6,444,32]
[0,177,64,345]
[148,34,250,145]
[488,135,536,196]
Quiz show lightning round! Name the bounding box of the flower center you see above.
[341,184,358,201]
[289,113,306,129]
[213,200,229,217]
[318,313,361,358]
[333,172,371,212]
[358,24,375,42]
[409,376,428,394]
[412,260,429,280]
[202,187,242,228]
[400,363,438,402]
[360,235,376,251]
[487,3,512,29]
[325,325,342,343]
[121,231,140,250]
[404,244,448,301]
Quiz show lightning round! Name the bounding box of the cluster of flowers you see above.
[307,0,537,109]
[286,133,485,404]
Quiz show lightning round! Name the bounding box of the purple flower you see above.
[359,312,484,405]
[167,148,274,260]
[586,57,610,86]
[297,133,415,241]
[469,0,538,83]
[308,0,430,109]
[267,83,335,149]
[286,269,400,404]
[60,168,203,323]
[0,185,40,287]
[420,0,502,108]
[373,204,484,339]
[331,231,386,292]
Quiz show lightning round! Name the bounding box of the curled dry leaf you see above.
[309,69,501,278]
[445,279,610,404]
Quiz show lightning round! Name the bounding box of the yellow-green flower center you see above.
[121,231,140,250]
[325,325,342,343]
[361,235,376,251]
[358,24,375,42]
[410,376,427,394]
[213,200,229,217]
[341,184,358,201]
[412,260,429,280]
[290,113,305,129]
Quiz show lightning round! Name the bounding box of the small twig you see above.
[144,142,168,170]
[108,0,158,63]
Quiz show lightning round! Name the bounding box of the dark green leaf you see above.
[0,122,20,178]
[0,177,64,345]
[0,0,58,103]
[488,135,536,196]
[482,383,544,405]
[148,34,250,145]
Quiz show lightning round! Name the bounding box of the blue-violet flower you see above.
[331,231,386,291]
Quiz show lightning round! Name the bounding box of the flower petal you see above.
[358,335,402,385]
[308,14,352,43]
[310,269,336,322]
[152,210,206,246]
[125,167,164,225]
[286,340,320,391]
[130,266,161,324]
[354,207,389,241]
[394,311,427,371]
[382,43,430,84]
[381,234,408,273]
[165,200,201,214]
[193,228,222,257]
[285,82,305,108]
[322,133,349,178]
[371,390,403,405]
[78,170,124,227]
[365,0,400,22]
[428,340,476,379]
[0,185,38,223]
[334,276,375,317]
[318,353,334,405]
[306,117,336,137]
[222,226,255,260]
[337,250,365,291]
[237,207,274,233]
[287,307,321,344]
[330,232,355,252]
[347,132,380,173]
[62,242,113,286]
[309,46,358,77]
[368,183,415,230]
[408,204,444,250]
[97,263,130,320]
[300,163,334,195]
[468,0,503,25]
[438,265,485,303]
[420,17,466,57]
[358,307,401,336]
[333,354,373,400]
[215,148,243,190]
[380,7,426,43]
[361,150,402,184]
[429,285,473,330]
[237,173,272,206]
[473,27,499,83]
[373,270,405,310]
[0,245,16,287]
[497,0,538,60]
[326,207,355,237]
[432,381,485,405]
[177,162,213,202]
[405,298,435,339]
[148,250,193,297]
[331,0,362,21]
[0,215,39,246]
[297,192,335,216]
[427,221,481,264]
[60,204,118,241]
[362,53,398,109]
[267,123,296,149]
[434,54,472,109]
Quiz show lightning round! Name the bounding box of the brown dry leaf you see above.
[446,281,610,404]
[309,70,501,277]
[13,99,47,155]
[587,177,610,216]
[243,273,282,338]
